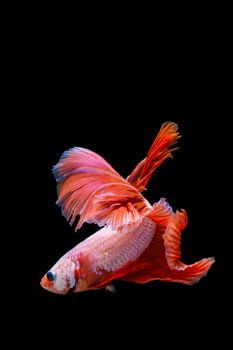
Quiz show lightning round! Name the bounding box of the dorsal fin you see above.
[53,147,149,232]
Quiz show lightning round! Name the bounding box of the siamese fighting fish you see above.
[41,122,214,294]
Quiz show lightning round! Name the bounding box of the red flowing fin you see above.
[162,210,215,277]
[122,258,215,285]
[127,122,180,192]
[53,147,148,232]
[146,198,173,226]
[122,223,214,285]
[98,219,214,286]
[163,209,188,270]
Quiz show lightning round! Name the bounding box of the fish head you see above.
[40,256,80,295]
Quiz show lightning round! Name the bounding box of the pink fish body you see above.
[41,122,214,294]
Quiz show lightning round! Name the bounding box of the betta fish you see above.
[41,122,214,294]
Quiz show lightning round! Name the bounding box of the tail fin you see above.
[127,122,180,192]
[104,211,214,286]
[162,210,215,282]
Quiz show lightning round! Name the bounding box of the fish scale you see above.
[70,217,156,274]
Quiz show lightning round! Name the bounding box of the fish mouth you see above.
[40,279,52,292]
[40,278,58,294]
[40,277,47,289]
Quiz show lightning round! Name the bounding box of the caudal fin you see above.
[118,212,214,285]
[127,122,180,192]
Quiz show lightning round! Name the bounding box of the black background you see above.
[10,14,230,346]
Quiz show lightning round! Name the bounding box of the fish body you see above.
[42,217,156,293]
[41,122,214,294]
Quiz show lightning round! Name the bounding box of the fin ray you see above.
[127,122,180,192]
[122,221,214,285]
[146,198,173,226]
[53,147,148,232]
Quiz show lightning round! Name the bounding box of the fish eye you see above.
[46,271,56,281]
